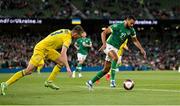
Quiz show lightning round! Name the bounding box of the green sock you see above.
[91,71,106,83]
[76,64,82,72]
[111,60,117,81]
[111,60,117,69]
[111,69,115,81]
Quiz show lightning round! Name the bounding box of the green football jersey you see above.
[75,37,92,55]
[107,21,136,49]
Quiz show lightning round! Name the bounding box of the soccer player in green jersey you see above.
[106,39,129,87]
[86,15,146,90]
[73,32,92,78]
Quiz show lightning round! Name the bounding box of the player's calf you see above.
[110,80,116,88]
[72,71,76,78]
[78,73,82,78]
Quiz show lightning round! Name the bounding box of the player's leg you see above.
[76,60,83,78]
[86,43,118,90]
[116,56,122,71]
[37,60,44,74]
[73,53,80,78]
[86,60,111,90]
[110,55,122,87]
[73,60,83,78]
[45,64,63,90]
[45,49,63,90]
[37,65,43,74]
[73,53,86,78]
[78,55,87,78]
[105,71,111,81]
[77,57,86,78]
[109,50,118,88]
[0,63,36,95]
[0,51,42,95]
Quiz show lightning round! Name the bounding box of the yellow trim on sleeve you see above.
[132,35,136,38]
[63,45,69,49]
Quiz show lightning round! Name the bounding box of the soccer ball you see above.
[123,79,134,90]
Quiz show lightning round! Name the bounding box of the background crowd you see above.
[0,0,179,70]
[0,25,179,70]
[0,0,180,19]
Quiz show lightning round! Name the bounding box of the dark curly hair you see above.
[72,25,84,35]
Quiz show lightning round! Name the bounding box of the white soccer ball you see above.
[123,79,134,90]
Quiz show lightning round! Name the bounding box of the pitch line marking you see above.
[80,86,180,93]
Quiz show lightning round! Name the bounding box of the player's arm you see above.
[83,40,92,47]
[60,46,71,71]
[61,36,72,76]
[74,42,79,50]
[123,44,129,51]
[131,36,146,59]
[123,39,129,51]
[99,27,111,51]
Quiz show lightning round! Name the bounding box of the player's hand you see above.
[66,67,72,78]
[91,46,94,51]
[99,43,106,51]
[140,49,147,59]
[76,47,79,50]
[128,49,131,53]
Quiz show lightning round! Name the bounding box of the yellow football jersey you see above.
[35,29,72,50]
[117,39,128,56]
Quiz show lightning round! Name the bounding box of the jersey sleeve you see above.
[63,35,72,48]
[76,38,81,46]
[130,28,136,38]
[87,38,92,45]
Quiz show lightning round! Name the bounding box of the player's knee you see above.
[79,59,84,64]
[24,69,33,75]
[103,66,111,73]
[57,64,63,68]
[112,56,118,61]
[55,57,64,66]
[57,62,64,66]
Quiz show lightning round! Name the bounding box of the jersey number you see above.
[120,33,127,40]
[50,30,63,36]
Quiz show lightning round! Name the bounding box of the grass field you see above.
[0,71,180,105]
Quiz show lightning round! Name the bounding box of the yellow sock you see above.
[37,65,43,73]
[6,70,25,86]
[47,65,62,81]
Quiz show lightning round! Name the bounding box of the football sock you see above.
[76,63,82,72]
[111,60,117,81]
[47,65,62,81]
[106,72,110,81]
[91,71,106,83]
[111,60,117,69]
[6,70,25,86]
[110,69,115,81]
[37,65,43,73]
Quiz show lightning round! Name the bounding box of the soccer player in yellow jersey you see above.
[0,25,84,96]
[117,39,129,63]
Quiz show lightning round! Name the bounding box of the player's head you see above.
[81,32,87,38]
[72,25,84,39]
[125,15,136,28]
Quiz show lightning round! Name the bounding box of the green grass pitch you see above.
[0,71,180,105]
